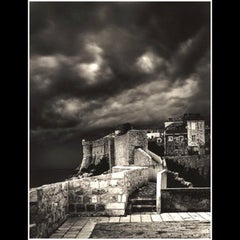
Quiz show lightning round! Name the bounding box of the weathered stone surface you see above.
[75,189,84,195]
[92,188,107,195]
[114,130,148,166]
[76,204,85,212]
[121,194,127,203]
[30,166,151,237]
[30,189,38,202]
[91,195,98,203]
[30,182,69,238]
[134,148,152,166]
[96,204,105,211]
[83,195,91,204]
[106,203,125,210]
[112,171,125,179]
[106,209,125,216]
[90,221,210,238]
[108,187,124,194]
[86,204,95,211]
[109,179,118,186]
[99,180,109,188]
[161,188,210,212]
[90,181,99,189]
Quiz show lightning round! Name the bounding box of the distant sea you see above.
[30,169,76,188]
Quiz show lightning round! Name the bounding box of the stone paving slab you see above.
[49,212,211,238]
[90,221,210,238]
[151,214,162,222]
[178,212,194,221]
[160,213,173,221]
[120,215,131,222]
[76,221,96,239]
[130,214,141,222]
[187,212,208,221]
[168,212,184,221]
[109,216,120,223]
[141,214,152,222]
[197,212,211,221]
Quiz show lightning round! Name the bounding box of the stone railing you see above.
[30,166,148,238]
[156,170,210,213]
[146,149,163,165]
[68,166,148,216]
[161,187,210,212]
[30,182,69,238]
[134,148,152,166]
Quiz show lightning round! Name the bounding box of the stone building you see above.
[78,128,165,180]
[163,113,206,156]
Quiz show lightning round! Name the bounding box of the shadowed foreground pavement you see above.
[49,212,211,239]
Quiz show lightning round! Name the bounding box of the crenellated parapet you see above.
[78,129,164,176]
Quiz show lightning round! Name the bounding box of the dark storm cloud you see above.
[30,2,210,170]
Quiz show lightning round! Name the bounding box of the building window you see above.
[191,122,196,130]
[179,136,184,142]
[192,135,196,142]
[198,122,203,129]
[168,136,173,142]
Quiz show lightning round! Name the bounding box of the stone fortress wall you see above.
[30,129,160,238]
[30,166,148,238]
[79,130,152,172]
[29,128,210,238]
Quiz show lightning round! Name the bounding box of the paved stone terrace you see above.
[49,212,211,238]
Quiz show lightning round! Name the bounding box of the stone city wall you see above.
[165,155,210,172]
[68,166,148,216]
[161,187,210,212]
[114,130,148,166]
[80,136,114,172]
[127,130,148,164]
[30,167,148,238]
[133,148,152,166]
[92,137,109,165]
[30,181,69,238]
[114,133,129,166]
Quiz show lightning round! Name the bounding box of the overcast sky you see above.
[30,2,210,170]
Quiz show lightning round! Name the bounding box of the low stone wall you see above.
[165,155,210,187]
[30,181,69,238]
[134,148,152,166]
[68,172,126,216]
[165,155,210,169]
[68,166,148,216]
[30,167,148,238]
[161,188,210,212]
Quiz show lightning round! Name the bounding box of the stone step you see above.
[127,198,157,213]
[131,204,155,208]
[130,197,155,201]
[131,206,156,213]
[130,198,156,205]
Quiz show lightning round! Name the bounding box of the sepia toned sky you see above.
[30,2,210,170]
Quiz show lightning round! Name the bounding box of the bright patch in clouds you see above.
[31,56,59,69]
[76,42,112,84]
[165,76,199,99]
[77,62,100,82]
[53,98,87,118]
[136,51,165,73]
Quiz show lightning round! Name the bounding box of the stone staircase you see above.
[126,182,156,213]
[126,170,193,214]
[167,170,193,188]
